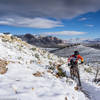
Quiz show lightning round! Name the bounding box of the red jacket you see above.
[68,54,84,63]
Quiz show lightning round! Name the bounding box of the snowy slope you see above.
[0,34,99,100]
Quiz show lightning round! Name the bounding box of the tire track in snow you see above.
[81,81,100,100]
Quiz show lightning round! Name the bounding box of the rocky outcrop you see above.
[16,33,64,48]
[0,59,8,74]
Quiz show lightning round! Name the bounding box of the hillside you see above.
[0,34,100,100]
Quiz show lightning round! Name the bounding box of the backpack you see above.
[70,57,78,66]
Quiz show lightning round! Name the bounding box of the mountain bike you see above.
[69,59,81,87]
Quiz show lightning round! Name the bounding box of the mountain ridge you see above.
[15,33,65,48]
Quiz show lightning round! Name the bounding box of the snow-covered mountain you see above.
[0,34,100,100]
[65,38,93,44]
[66,38,100,44]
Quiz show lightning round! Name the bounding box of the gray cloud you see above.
[0,0,100,19]
[0,17,63,28]
[0,0,100,28]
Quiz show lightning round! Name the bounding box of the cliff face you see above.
[16,33,64,48]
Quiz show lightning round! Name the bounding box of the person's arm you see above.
[78,55,84,63]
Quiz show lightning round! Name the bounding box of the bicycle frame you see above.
[70,60,81,87]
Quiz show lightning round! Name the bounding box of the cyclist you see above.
[68,51,84,65]
[68,51,84,86]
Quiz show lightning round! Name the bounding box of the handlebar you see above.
[68,62,83,66]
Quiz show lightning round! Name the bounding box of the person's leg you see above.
[76,66,81,86]
[70,66,74,79]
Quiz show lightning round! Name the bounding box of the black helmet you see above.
[74,51,79,55]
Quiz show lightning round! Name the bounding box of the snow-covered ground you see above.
[0,34,100,100]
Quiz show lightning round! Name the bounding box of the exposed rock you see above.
[0,59,8,74]
[33,71,44,77]
[74,86,79,90]
[65,97,68,100]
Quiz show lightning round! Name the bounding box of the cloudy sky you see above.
[0,0,100,39]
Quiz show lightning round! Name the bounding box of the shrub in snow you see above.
[93,63,100,83]
[30,60,35,64]
[35,53,40,59]
[47,69,53,74]
[18,46,22,51]
[30,47,36,51]
[43,50,47,54]
[84,67,92,73]
[47,54,50,59]
[56,64,66,78]
[48,66,55,71]
[49,61,52,66]
[17,57,23,60]
[47,54,53,60]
